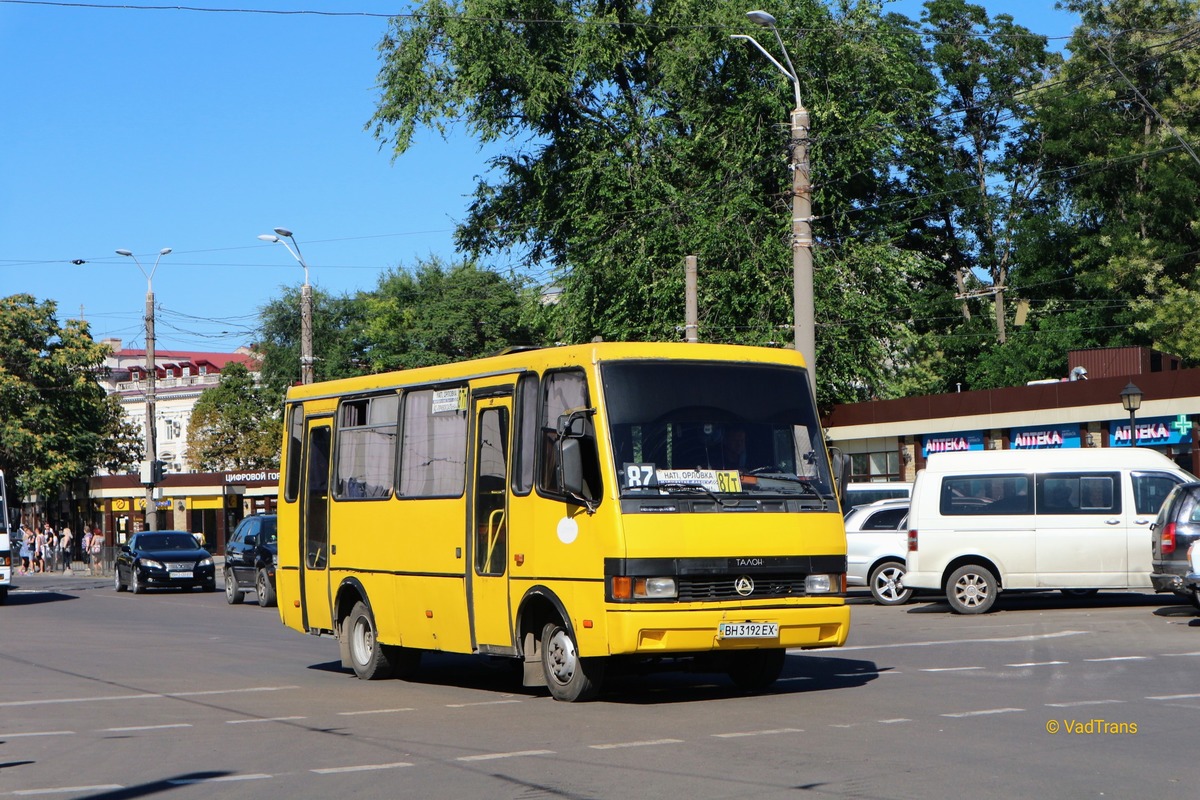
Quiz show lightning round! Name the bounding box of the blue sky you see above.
[1,0,1078,354]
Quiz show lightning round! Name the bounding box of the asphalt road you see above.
[2,573,1197,800]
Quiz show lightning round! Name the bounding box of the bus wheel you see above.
[945,564,997,614]
[541,621,604,702]
[727,648,786,692]
[347,601,394,680]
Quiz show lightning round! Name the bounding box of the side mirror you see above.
[829,447,851,502]
[557,410,588,438]
[561,438,584,497]
[245,534,258,547]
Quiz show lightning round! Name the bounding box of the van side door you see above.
[1034,472,1123,588]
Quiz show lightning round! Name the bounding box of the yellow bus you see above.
[277,342,850,701]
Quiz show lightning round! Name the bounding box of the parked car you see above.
[844,498,912,605]
[224,514,277,607]
[1150,482,1200,609]
[114,531,216,594]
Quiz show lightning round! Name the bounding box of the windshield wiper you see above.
[654,481,738,508]
[743,470,828,499]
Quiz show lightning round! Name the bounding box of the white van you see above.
[905,448,1193,613]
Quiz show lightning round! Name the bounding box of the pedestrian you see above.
[18,525,32,574]
[36,523,50,573]
[44,527,58,574]
[59,524,73,572]
[89,529,103,576]
[81,527,92,573]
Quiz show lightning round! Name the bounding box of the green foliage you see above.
[185,363,280,471]
[256,287,369,400]
[0,294,124,499]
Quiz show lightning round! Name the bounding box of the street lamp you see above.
[732,10,814,375]
[1120,382,1143,447]
[258,228,314,385]
[115,246,172,531]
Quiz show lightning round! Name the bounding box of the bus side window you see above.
[512,373,538,496]
[538,370,602,502]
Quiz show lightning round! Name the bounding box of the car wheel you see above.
[225,568,244,605]
[945,564,997,614]
[347,601,394,680]
[256,568,277,608]
[726,648,786,692]
[130,565,144,595]
[541,620,605,702]
[869,560,913,605]
[114,566,126,593]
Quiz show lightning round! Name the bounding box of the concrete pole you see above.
[792,106,815,373]
[144,288,158,531]
[684,255,699,342]
[300,283,314,385]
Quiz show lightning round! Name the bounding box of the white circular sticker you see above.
[556,516,579,544]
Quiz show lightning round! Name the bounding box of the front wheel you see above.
[869,560,913,606]
[541,621,605,702]
[114,567,126,593]
[225,568,244,605]
[256,569,277,608]
[130,565,145,595]
[727,648,786,692]
[945,564,998,614]
[347,601,394,680]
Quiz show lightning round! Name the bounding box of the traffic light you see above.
[140,460,169,484]
[152,460,168,483]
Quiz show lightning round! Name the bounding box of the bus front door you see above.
[469,395,514,651]
[301,420,334,633]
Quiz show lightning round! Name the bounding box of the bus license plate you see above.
[170,571,193,579]
[718,622,779,639]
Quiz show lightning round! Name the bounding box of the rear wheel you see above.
[541,621,605,702]
[347,601,394,680]
[727,648,786,692]
[945,564,997,614]
[256,568,276,608]
[869,560,913,605]
[224,568,244,604]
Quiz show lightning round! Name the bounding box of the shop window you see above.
[850,450,902,482]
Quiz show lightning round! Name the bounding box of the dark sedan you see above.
[114,531,216,594]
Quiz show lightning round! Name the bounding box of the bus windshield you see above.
[602,361,835,499]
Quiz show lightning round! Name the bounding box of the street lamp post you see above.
[258,228,313,385]
[1120,382,1143,447]
[732,10,814,376]
[116,247,172,531]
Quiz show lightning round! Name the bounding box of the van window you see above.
[1035,473,1120,514]
[1132,472,1186,515]
[940,475,1031,515]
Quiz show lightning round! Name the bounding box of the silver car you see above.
[844,498,911,605]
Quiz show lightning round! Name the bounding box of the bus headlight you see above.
[611,576,678,600]
[805,574,835,594]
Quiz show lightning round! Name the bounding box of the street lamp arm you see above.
[258,232,310,285]
[731,34,795,86]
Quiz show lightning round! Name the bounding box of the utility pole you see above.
[684,255,699,342]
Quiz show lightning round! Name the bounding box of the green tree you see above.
[0,294,124,501]
[361,258,538,371]
[369,0,944,404]
[185,363,280,471]
[256,287,368,400]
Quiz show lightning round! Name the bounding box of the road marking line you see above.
[1147,692,1200,700]
[0,685,299,708]
[13,785,123,796]
[456,750,555,761]
[878,718,912,724]
[100,723,192,733]
[337,708,414,716]
[713,728,803,738]
[921,666,983,672]
[1006,661,1067,667]
[445,699,522,708]
[167,774,272,784]
[225,716,306,724]
[589,739,684,750]
[4,731,75,738]
[1161,651,1200,657]
[833,630,1087,652]
[312,762,413,774]
[1045,700,1125,708]
[1084,656,1148,662]
[941,708,1024,718]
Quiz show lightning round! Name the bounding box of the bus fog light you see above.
[635,577,677,599]
[805,574,833,594]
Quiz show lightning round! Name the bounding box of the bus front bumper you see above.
[604,603,850,655]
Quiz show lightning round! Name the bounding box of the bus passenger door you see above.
[301,420,334,633]
[469,395,514,651]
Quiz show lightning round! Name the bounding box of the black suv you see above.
[224,514,277,607]
[1150,482,1200,609]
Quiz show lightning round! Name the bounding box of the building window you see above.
[850,450,901,482]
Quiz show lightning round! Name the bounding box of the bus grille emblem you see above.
[734,576,755,596]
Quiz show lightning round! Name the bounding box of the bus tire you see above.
[541,621,604,702]
[727,648,786,692]
[945,564,997,614]
[347,601,394,680]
